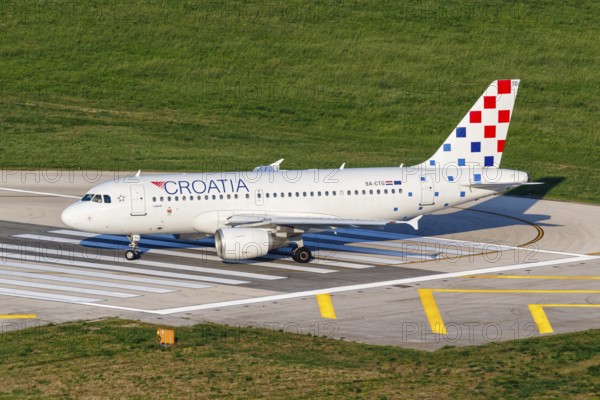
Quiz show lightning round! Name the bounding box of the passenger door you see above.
[130,184,147,216]
[420,175,435,206]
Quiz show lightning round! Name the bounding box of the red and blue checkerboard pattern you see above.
[422,79,519,170]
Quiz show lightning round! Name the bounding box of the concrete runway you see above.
[0,170,599,350]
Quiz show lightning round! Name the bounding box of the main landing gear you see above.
[291,240,312,263]
[125,234,141,260]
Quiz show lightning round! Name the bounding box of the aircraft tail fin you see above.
[422,79,520,169]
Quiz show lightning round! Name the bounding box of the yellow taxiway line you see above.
[467,275,600,280]
[418,289,446,334]
[529,304,600,334]
[316,294,337,319]
[0,314,37,319]
[418,288,600,335]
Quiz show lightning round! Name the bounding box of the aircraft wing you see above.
[224,214,422,231]
[464,182,543,191]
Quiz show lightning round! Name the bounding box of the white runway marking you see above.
[335,228,584,257]
[263,254,373,269]
[0,252,248,285]
[53,229,376,269]
[355,240,467,256]
[9,242,284,281]
[0,287,100,303]
[0,261,210,289]
[17,233,336,274]
[0,269,174,293]
[0,278,139,298]
[50,230,213,250]
[225,259,337,274]
[312,250,406,265]
[305,233,434,260]
[53,230,215,252]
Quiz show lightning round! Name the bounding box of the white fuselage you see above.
[61,166,528,235]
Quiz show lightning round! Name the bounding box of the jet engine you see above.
[215,228,286,261]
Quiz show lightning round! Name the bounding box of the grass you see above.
[0,0,598,202]
[0,318,599,398]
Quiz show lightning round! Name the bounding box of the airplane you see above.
[61,79,538,263]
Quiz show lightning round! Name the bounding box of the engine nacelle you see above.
[215,228,282,261]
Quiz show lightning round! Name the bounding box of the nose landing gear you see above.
[125,234,141,260]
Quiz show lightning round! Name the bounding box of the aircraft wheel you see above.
[292,247,312,263]
[125,250,140,260]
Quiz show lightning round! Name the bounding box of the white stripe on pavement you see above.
[0,269,173,293]
[0,252,248,285]
[312,250,406,265]
[0,261,210,289]
[15,234,336,274]
[10,242,284,281]
[0,278,138,298]
[0,287,100,303]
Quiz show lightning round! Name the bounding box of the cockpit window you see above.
[82,193,111,203]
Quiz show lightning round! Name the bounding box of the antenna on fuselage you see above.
[135,170,141,177]
[339,163,345,170]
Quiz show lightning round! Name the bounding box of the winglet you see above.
[253,159,284,172]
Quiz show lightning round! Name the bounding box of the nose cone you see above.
[61,203,80,229]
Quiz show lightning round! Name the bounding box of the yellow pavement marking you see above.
[466,275,600,280]
[0,314,37,319]
[431,289,600,294]
[315,294,337,319]
[528,304,600,334]
[418,289,446,334]
[418,289,600,335]
[528,305,553,334]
